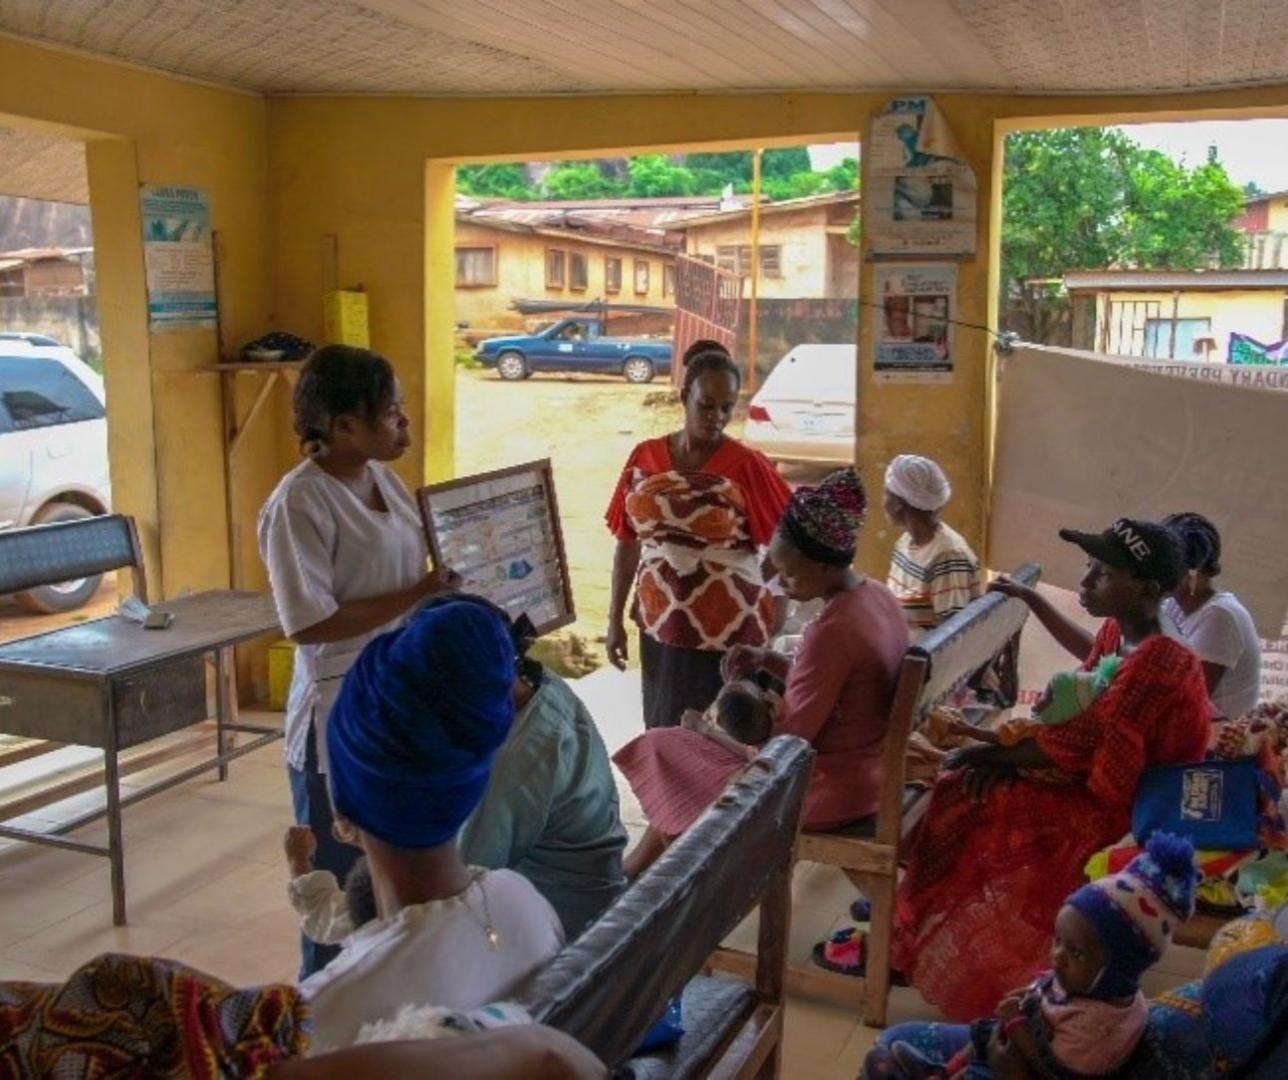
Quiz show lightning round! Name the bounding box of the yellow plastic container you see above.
[323,289,369,348]
[267,639,296,711]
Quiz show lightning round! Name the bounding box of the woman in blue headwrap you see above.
[300,599,564,1054]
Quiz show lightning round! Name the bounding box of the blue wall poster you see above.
[140,186,217,331]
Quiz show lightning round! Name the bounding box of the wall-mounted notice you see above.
[418,460,575,635]
[867,97,977,258]
[140,186,217,331]
[874,265,955,382]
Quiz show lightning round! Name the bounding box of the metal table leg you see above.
[214,646,237,782]
[103,692,126,926]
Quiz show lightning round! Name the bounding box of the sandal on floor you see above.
[810,926,909,985]
[812,926,864,975]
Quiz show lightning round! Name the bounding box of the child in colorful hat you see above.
[883,831,1198,1078]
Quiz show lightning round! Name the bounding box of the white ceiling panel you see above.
[1,0,1287,96]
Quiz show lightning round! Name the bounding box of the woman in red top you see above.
[883,518,1211,1021]
[614,469,909,876]
[605,342,792,730]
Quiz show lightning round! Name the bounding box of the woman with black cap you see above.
[613,468,909,876]
[882,518,1211,1022]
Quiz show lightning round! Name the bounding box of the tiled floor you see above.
[0,687,1204,1078]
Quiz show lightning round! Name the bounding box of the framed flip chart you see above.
[417,459,575,635]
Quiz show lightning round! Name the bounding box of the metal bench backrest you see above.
[0,514,146,601]
[516,735,813,1066]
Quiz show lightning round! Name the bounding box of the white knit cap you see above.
[884,454,951,512]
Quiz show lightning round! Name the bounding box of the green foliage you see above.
[457,148,860,205]
[825,158,859,191]
[684,151,753,193]
[627,155,696,197]
[456,163,532,200]
[761,146,812,179]
[544,163,624,200]
[1001,128,1247,341]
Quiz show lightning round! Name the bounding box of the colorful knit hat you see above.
[781,467,867,566]
[884,454,951,512]
[1067,831,1198,998]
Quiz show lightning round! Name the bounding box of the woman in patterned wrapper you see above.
[604,341,792,730]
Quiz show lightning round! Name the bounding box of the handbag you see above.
[1132,758,1261,851]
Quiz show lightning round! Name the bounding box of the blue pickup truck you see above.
[475,317,673,384]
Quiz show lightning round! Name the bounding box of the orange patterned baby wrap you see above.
[625,469,775,651]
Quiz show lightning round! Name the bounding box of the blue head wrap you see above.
[327,600,517,850]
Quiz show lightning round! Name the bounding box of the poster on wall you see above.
[866,97,977,258]
[417,459,575,636]
[874,265,955,382]
[139,186,217,331]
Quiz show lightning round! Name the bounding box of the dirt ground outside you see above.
[454,367,684,668]
[454,366,839,670]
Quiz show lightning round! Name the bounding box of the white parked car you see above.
[743,344,857,466]
[0,340,112,612]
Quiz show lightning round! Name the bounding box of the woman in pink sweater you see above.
[614,468,909,876]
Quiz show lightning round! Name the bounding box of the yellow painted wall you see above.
[1094,288,1287,357]
[453,221,674,328]
[684,206,837,299]
[1269,197,1288,232]
[0,37,271,618]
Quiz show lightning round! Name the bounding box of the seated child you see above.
[876,831,1197,1079]
[951,655,1122,748]
[284,825,377,946]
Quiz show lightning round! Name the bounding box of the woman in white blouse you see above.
[1163,512,1261,719]
[258,345,458,977]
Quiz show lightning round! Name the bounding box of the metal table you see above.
[0,590,281,924]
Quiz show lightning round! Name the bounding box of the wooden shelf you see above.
[201,360,306,373]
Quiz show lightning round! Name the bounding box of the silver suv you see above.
[0,340,111,612]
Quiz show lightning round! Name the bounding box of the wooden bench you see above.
[709,563,1043,1027]
[513,734,814,1078]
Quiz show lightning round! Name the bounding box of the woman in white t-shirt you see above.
[302,599,564,1053]
[258,345,458,977]
[1163,512,1261,719]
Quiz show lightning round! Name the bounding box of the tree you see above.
[543,163,625,200]
[456,163,532,200]
[1244,180,1267,199]
[627,155,697,197]
[1001,128,1246,343]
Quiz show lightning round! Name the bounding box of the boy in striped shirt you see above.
[883,454,982,635]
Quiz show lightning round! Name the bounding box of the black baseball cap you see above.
[1058,518,1184,591]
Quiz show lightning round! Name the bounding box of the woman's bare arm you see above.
[269,1026,607,1080]
[291,570,458,645]
[990,578,1093,662]
[606,539,641,670]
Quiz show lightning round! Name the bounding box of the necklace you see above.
[461,869,501,951]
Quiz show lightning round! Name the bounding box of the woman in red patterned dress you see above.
[885,518,1211,1021]
[605,343,792,730]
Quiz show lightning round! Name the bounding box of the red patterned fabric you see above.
[892,622,1210,1020]
[0,952,307,1078]
[604,437,791,651]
